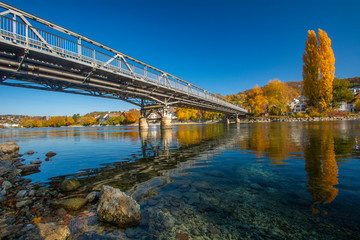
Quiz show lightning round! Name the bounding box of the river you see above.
[1,121,360,239]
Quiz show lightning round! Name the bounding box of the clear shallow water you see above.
[1,122,360,239]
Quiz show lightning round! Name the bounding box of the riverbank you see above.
[0,142,140,239]
[1,115,359,129]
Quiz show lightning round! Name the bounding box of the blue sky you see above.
[0,0,359,116]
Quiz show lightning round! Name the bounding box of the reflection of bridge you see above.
[0,3,248,129]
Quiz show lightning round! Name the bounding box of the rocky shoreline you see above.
[241,115,360,123]
[0,142,140,240]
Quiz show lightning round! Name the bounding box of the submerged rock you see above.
[97,185,140,227]
[24,222,70,240]
[176,233,189,240]
[18,164,40,176]
[30,161,42,165]
[59,178,80,192]
[26,151,35,155]
[85,191,99,203]
[0,142,19,155]
[45,151,57,158]
[50,198,88,211]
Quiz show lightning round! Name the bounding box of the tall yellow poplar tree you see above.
[302,30,320,107]
[302,29,335,110]
[318,29,335,110]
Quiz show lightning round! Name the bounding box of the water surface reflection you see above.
[1,122,360,238]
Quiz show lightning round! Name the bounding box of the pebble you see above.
[16,190,27,198]
[2,180,12,190]
[28,189,35,196]
[191,229,200,236]
[147,198,158,206]
[85,191,99,203]
[16,200,32,209]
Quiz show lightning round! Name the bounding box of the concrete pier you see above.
[139,117,149,130]
[161,115,172,129]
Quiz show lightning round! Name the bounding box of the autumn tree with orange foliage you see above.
[247,84,268,116]
[176,107,198,121]
[47,116,66,127]
[124,109,140,123]
[263,79,298,115]
[303,29,335,110]
[65,116,75,126]
[78,116,96,126]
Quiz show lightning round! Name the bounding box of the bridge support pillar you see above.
[161,108,172,129]
[139,117,149,130]
[236,117,240,124]
[139,109,149,130]
[226,118,230,124]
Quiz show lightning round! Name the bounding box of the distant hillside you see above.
[285,81,302,90]
[347,77,360,86]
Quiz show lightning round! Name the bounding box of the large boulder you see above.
[97,185,140,227]
[0,142,19,155]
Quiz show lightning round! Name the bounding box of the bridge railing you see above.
[0,15,247,113]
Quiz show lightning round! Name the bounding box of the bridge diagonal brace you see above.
[119,55,134,75]
[17,13,54,52]
[83,67,97,83]
[162,74,172,88]
[103,54,121,68]
[17,48,29,72]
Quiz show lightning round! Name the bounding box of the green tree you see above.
[355,99,360,112]
[72,113,80,124]
[332,78,353,108]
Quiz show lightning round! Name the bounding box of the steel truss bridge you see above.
[0,2,248,121]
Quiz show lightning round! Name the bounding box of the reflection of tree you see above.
[176,124,224,146]
[304,125,339,214]
[240,123,301,163]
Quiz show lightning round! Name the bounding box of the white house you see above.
[290,96,307,113]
